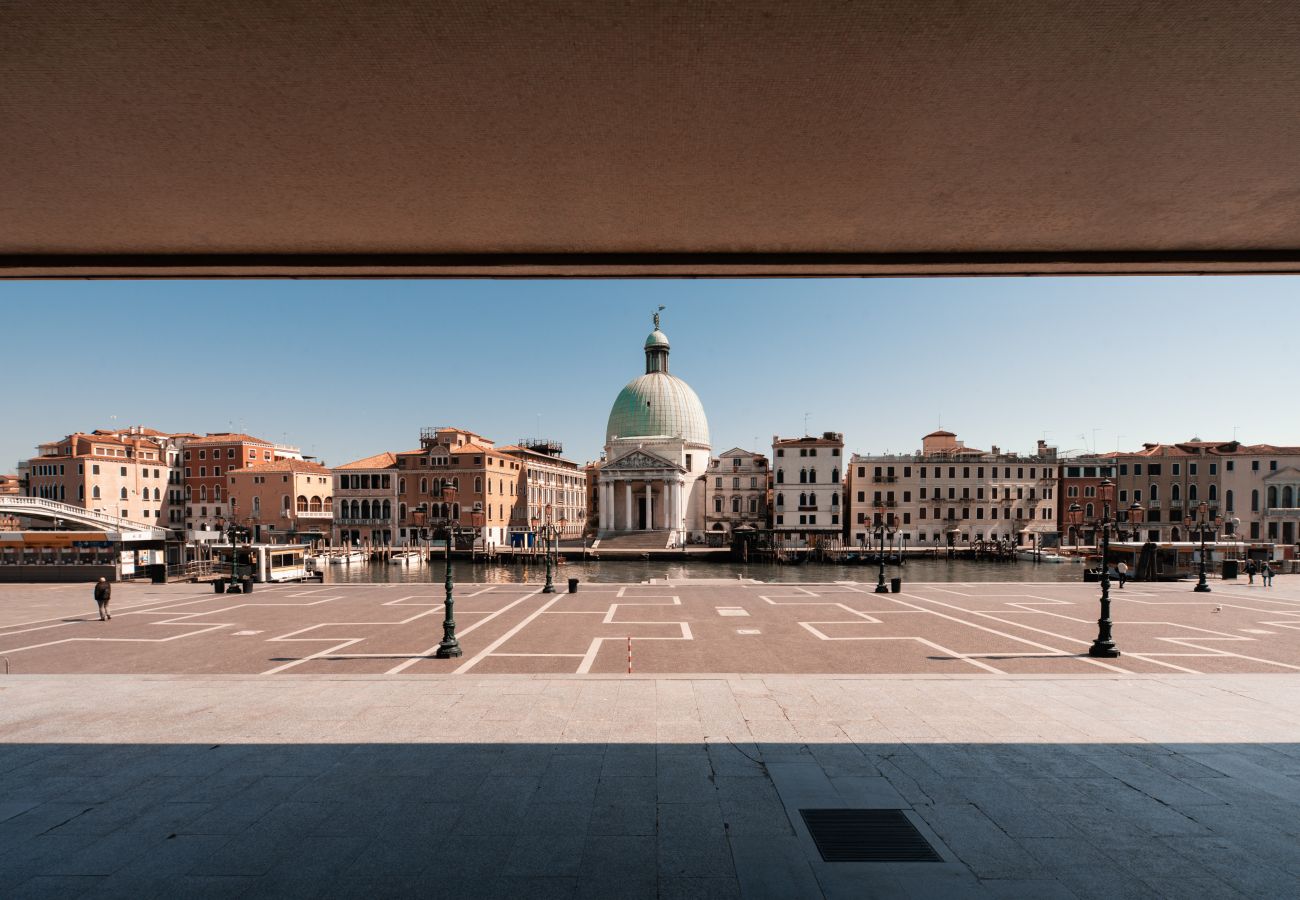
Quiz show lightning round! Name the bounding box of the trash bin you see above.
[889,577,902,593]
[150,564,166,584]
[1222,559,1239,580]
[213,579,226,594]
[242,576,254,594]
[568,578,579,593]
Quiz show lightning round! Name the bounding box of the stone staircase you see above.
[593,530,674,551]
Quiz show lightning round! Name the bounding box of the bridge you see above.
[0,496,169,540]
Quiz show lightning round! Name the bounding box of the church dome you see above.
[606,318,710,445]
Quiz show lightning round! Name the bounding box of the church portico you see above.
[598,447,689,540]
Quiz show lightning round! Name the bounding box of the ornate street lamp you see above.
[1184,500,1221,593]
[217,513,250,592]
[1128,500,1145,543]
[1070,477,1121,658]
[435,486,462,659]
[872,502,897,594]
[533,503,564,593]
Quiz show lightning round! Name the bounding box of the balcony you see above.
[294,509,334,519]
[1265,507,1300,518]
[336,517,390,525]
[871,476,897,484]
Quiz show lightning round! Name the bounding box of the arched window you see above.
[325,497,333,511]
[120,486,128,500]
[776,469,784,484]
[183,485,190,500]
[399,503,407,521]
[398,477,406,494]
[351,500,361,519]
[283,495,291,511]
[808,492,816,506]
[1252,489,1260,512]
[452,503,460,519]
[1285,486,1295,508]
[382,500,391,519]
[776,493,784,507]
[474,476,482,493]
[1208,484,1217,502]
[831,468,840,484]
[799,468,807,484]
[1188,483,1198,502]
[1267,486,1278,508]
[731,496,741,513]
[1149,484,1159,501]
[1170,483,1180,502]
[361,499,371,518]
[153,487,160,500]
[714,496,723,513]
[831,493,839,506]
[799,492,807,506]
[420,478,428,494]
[93,485,101,500]
[1086,502,1094,518]
[310,496,322,512]
[199,486,207,502]
[1225,489,1234,512]
[297,495,309,513]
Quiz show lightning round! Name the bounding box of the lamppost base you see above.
[1193,582,1212,593]
[435,641,462,659]
[1087,642,1121,658]
[874,583,890,594]
[542,584,557,594]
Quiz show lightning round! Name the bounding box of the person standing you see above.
[1245,559,1257,585]
[1117,561,1128,589]
[93,577,111,620]
[1262,562,1274,587]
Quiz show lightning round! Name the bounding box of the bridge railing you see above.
[0,495,163,534]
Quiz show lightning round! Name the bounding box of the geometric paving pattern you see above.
[2,577,1299,676]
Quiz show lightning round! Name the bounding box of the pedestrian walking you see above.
[1262,562,1274,587]
[1117,561,1128,589]
[93,577,111,620]
[1246,559,1257,585]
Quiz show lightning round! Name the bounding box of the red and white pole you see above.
[627,635,632,674]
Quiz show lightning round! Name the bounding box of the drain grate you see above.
[800,809,942,862]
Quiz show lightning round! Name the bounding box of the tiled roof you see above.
[236,459,331,475]
[335,451,398,470]
[186,432,274,446]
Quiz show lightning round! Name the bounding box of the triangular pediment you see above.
[604,446,684,472]
[1263,465,1300,483]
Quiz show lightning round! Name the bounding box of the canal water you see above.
[322,556,1085,585]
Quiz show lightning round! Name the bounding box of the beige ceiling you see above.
[4,1,1300,277]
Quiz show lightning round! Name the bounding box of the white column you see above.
[624,481,633,531]
[598,482,608,531]
[675,480,685,533]
[645,482,653,530]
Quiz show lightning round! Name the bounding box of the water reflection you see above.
[322,556,1084,585]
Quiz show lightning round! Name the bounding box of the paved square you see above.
[2,578,1299,676]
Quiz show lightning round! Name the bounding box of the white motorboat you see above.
[329,551,366,565]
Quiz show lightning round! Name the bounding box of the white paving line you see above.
[453,592,565,674]
[384,589,542,674]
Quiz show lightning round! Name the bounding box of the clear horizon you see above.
[2,276,1298,472]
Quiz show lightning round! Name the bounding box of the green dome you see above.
[644,329,670,350]
[606,373,710,445]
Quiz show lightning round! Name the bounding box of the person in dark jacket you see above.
[93,577,111,620]
[1246,559,1258,585]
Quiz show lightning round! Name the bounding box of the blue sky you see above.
[1,277,1297,472]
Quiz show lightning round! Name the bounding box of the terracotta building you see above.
[228,458,333,543]
[395,427,523,549]
[24,429,178,527]
[1057,454,1119,544]
[182,433,301,537]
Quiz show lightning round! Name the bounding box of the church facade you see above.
[598,314,710,546]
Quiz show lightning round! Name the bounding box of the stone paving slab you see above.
[1,673,1299,898]
[2,577,1299,676]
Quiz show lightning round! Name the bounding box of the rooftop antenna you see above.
[1233,424,1239,441]
[803,412,810,436]
[1091,427,1102,455]
[1115,434,1125,453]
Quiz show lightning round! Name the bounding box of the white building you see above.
[847,431,1058,548]
[597,313,710,546]
[704,448,769,540]
[771,432,845,547]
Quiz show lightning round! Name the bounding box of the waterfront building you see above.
[182,433,302,538]
[772,432,845,548]
[395,427,522,549]
[228,458,333,543]
[333,452,399,547]
[501,440,587,540]
[847,431,1058,549]
[598,314,710,546]
[1057,454,1118,544]
[1216,443,1300,547]
[1112,441,1227,543]
[23,428,181,527]
[0,474,21,495]
[704,449,769,541]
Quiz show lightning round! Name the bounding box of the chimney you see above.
[991,445,999,456]
[1036,439,1047,455]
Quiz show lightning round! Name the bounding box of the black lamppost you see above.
[435,487,463,659]
[218,514,249,591]
[872,502,897,594]
[532,503,565,593]
[1185,500,1221,594]
[1068,477,1121,658]
[1127,500,1145,543]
